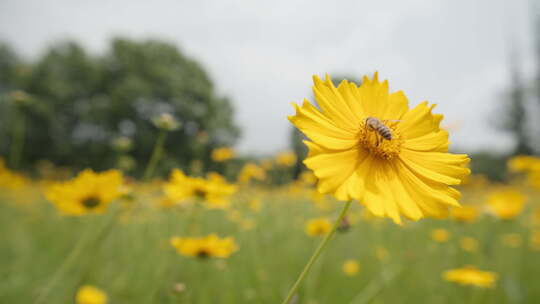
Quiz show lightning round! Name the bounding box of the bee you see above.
[365,117,398,147]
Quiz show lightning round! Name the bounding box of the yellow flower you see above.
[486,188,526,219]
[76,285,108,304]
[45,169,124,215]
[431,228,450,243]
[237,163,266,184]
[501,233,522,248]
[342,259,360,276]
[375,246,389,261]
[299,171,318,186]
[163,169,236,209]
[276,151,297,167]
[460,237,479,253]
[529,231,540,251]
[305,218,332,237]
[443,266,497,288]
[170,234,238,258]
[507,155,540,173]
[211,147,236,162]
[450,205,479,223]
[289,73,470,224]
[260,159,274,170]
[247,198,262,212]
[0,158,30,190]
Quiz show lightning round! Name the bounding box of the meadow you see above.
[1,159,540,304]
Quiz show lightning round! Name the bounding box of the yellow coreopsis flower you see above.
[443,266,497,288]
[170,234,238,259]
[375,246,390,261]
[299,171,318,186]
[342,259,360,276]
[276,151,297,167]
[45,169,124,215]
[460,237,479,253]
[501,233,522,248]
[0,158,30,190]
[237,163,266,184]
[431,228,451,243]
[507,155,540,173]
[450,205,479,223]
[305,218,332,237]
[486,188,526,220]
[211,147,236,162]
[76,285,108,304]
[529,231,540,251]
[163,169,237,209]
[289,73,470,224]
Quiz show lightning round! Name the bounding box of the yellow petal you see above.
[289,101,358,150]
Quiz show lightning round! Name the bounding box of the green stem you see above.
[143,130,167,180]
[33,209,119,304]
[281,200,352,304]
[9,109,25,169]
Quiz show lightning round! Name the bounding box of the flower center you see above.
[196,248,210,258]
[82,196,100,209]
[193,188,207,199]
[359,118,403,160]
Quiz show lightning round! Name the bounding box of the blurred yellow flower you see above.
[305,218,332,237]
[170,234,238,259]
[507,155,540,173]
[276,151,297,167]
[487,188,526,220]
[0,158,30,190]
[431,228,451,243]
[260,159,274,170]
[237,163,266,184]
[299,171,318,186]
[76,285,108,304]
[163,169,236,209]
[501,233,522,248]
[247,198,262,212]
[529,231,540,251]
[450,205,479,223]
[342,259,360,276]
[45,169,124,215]
[375,246,390,261]
[443,266,497,288]
[289,73,470,224]
[211,147,235,162]
[460,237,479,253]
[239,218,256,231]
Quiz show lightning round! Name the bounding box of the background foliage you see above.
[0,38,240,175]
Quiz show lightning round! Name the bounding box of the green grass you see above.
[1,190,539,304]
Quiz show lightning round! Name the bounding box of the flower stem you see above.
[281,200,353,304]
[33,209,118,304]
[143,130,167,180]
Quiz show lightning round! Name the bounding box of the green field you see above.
[2,183,539,304]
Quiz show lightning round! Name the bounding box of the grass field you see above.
[1,175,540,304]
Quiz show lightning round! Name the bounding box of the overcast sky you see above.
[0,0,537,155]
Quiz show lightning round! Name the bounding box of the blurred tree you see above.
[497,58,534,155]
[0,38,240,175]
[468,152,507,182]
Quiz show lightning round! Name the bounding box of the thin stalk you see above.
[33,209,119,304]
[281,200,353,304]
[9,109,25,169]
[143,130,167,180]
